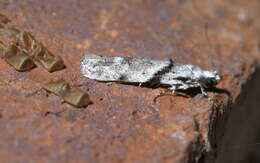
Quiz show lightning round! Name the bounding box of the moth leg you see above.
[199,85,213,101]
[200,85,208,97]
[169,85,176,94]
[106,82,113,86]
[153,89,174,104]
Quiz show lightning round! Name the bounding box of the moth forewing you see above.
[80,54,220,95]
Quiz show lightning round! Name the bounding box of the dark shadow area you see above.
[99,80,229,98]
[207,68,260,163]
[176,87,230,97]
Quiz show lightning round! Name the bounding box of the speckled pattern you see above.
[0,0,259,162]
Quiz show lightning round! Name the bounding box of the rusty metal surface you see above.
[0,0,259,162]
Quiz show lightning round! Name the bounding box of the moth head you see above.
[198,70,220,88]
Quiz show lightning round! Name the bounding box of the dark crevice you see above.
[202,68,260,163]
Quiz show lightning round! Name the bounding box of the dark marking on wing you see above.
[122,57,133,64]
[175,77,189,81]
[118,74,128,81]
[146,59,174,87]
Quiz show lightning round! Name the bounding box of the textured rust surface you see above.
[0,0,259,163]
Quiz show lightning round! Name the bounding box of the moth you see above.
[80,54,220,96]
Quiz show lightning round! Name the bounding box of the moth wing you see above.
[80,54,171,83]
[124,59,171,83]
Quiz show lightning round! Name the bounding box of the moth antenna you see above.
[204,23,218,68]
[204,23,211,47]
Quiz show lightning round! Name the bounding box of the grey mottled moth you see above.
[80,54,220,96]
